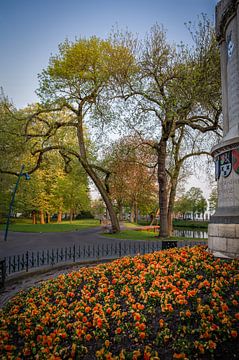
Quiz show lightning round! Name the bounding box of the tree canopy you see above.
[0,17,221,233]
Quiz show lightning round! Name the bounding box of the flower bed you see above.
[0,246,238,359]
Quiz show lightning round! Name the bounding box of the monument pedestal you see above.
[208,136,239,259]
[208,0,239,259]
[208,224,239,258]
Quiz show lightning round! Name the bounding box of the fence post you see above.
[51,249,54,266]
[73,245,76,262]
[26,251,29,272]
[0,259,6,289]
[17,254,20,272]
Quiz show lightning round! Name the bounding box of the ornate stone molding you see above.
[211,138,239,157]
[216,0,238,42]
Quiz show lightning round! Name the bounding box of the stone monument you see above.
[208,0,239,258]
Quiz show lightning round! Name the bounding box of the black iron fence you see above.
[2,240,207,280]
[0,259,6,288]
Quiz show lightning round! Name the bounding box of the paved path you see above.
[0,227,121,258]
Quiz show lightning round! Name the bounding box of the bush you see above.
[75,210,94,219]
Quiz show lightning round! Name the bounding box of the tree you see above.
[174,196,192,219]
[197,197,208,220]
[113,17,221,236]
[208,187,218,213]
[54,162,91,222]
[13,151,91,224]
[1,38,136,232]
[0,101,91,224]
[104,136,158,223]
[185,187,206,220]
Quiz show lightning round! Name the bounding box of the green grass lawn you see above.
[0,219,207,240]
[0,219,100,232]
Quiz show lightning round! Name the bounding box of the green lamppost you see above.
[4,164,30,241]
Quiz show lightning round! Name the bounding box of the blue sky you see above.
[1,0,217,109]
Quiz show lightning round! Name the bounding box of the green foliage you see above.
[90,199,106,219]
[103,136,158,220]
[208,187,218,211]
[186,187,207,218]
[174,196,192,217]
[174,187,208,220]
[173,219,208,229]
[37,37,136,105]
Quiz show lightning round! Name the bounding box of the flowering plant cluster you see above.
[0,246,238,359]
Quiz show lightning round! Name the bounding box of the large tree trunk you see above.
[130,204,134,223]
[57,209,62,223]
[32,210,37,224]
[47,212,51,224]
[39,209,45,224]
[78,161,120,232]
[167,168,180,236]
[77,113,120,233]
[134,201,138,224]
[157,140,169,237]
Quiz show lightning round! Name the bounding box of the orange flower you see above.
[208,340,216,350]
[23,348,31,356]
[96,318,103,328]
[159,319,164,328]
[25,328,31,336]
[105,340,110,348]
[4,344,15,351]
[133,350,141,359]
[60,332,67,339]
[85,306,91,313]
[231,330,238,338]
[138,323,146,331]
[166,303,173,312]
[221,303,229,312]
[137,303,145,310]
[115,327,122,334]
[143,350,151,360]
[105,353,114,360]
[185,310,191,317]
[173,353,186,359]
[235,313,239,320]
[133,312,141,321]
[85,333,92,341]
[139,332,146,339]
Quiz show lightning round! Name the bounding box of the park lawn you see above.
[0,219,99,233]
[0,246,238,359]
[105,229,207,241]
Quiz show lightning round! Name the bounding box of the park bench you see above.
[135,225,160,233]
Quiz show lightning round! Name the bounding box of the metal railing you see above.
[0,259,6,288]
[3,240,207,278]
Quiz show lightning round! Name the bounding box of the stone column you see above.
[208,0,239,258]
